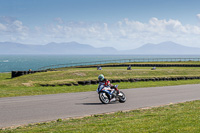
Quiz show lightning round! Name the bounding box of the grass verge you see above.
[0,79,200,98]
[1,100,200,132]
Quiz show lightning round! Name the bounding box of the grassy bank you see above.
[2,67,200,87]
[1,100,200,132]
[1,62,200,97]
[0,79,200,98]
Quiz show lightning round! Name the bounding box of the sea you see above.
[0,55,200,73]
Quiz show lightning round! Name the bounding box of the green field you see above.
[2,66,200,87]
[1,62,200,131]
[1,61,200,98]
[1,100,200,132]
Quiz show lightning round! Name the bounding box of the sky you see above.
[0,0,200,50]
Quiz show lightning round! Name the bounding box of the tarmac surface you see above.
[0,84,200,128]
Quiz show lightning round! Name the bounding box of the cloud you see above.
[118,17,200,35]
[197,14,200,20]
[0,16,17,24]
[0,17,29,42]
[45,21,113,43]
[0,16,28,34]
[41,17,200,49]
[0,23,7,31]
[54,17,64,24]
[1,16,200,49]
[116,18,200,41]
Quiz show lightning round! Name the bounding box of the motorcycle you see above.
[97,85,126,104]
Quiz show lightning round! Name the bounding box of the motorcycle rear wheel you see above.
[99,92,110,104]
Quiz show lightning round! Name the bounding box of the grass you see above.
[1,100,200,132]
[2,67,200,87]
[0,79,200,98]
[1,62,200,97]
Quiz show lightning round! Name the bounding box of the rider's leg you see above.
[111,86,120,94]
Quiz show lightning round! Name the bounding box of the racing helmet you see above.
[98,74,104,81]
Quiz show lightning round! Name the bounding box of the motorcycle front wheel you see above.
[119,91,126,103]
[99,92,110,104]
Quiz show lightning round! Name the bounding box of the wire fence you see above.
[38,58,200,70]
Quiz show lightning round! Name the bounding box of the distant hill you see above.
[123,41,200,55]
[0,41,200,55]
[0,42,117,55]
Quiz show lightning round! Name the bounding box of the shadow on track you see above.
[77,102,119,105]
[79,103,103,105]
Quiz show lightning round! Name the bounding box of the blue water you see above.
[0,55,200,72]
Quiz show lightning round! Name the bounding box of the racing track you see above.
[0,84,200,128]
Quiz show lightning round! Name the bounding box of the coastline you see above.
[1,55,200,72]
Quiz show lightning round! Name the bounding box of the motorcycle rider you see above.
[97,74,121,95]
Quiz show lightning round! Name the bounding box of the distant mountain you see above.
[0,41,200,55]
[123,41,200,55]
[0,42,117,55]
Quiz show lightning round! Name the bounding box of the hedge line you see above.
[39,76,200,87]
[12,70,47,78]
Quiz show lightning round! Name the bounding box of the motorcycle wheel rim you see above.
[100,92,109,103]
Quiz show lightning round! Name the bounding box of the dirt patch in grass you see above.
[72,72,86,76]
[22,82,33,87]
[49,79,75,84]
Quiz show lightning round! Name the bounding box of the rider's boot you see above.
[112,86,123,96]
[118,92,123,96]
[117,90,123,96]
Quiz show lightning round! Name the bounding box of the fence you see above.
[38,58,200,70]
